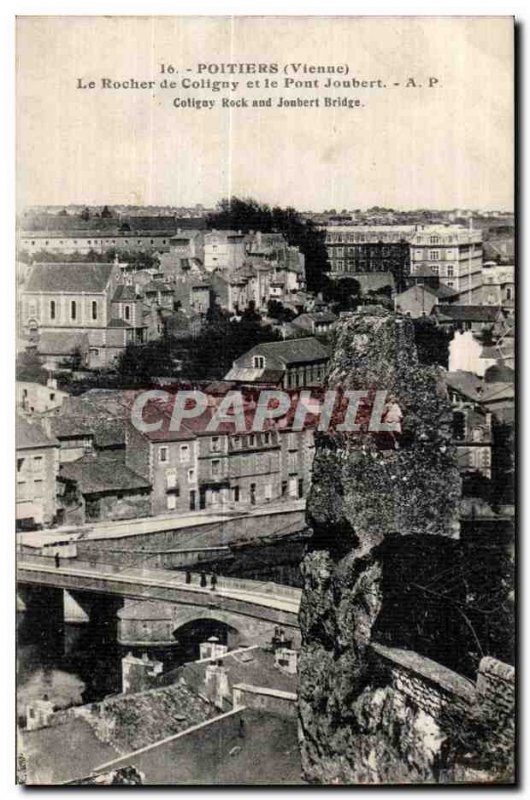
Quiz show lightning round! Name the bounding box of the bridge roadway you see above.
[17,555,302,632]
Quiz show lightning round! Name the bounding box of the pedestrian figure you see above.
[54,552,60,569]
[210,572,217,591]
[185,571,192,584]
[238,717,245,738]
[200,572,207,588]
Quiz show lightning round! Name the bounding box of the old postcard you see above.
[15,15,515,785]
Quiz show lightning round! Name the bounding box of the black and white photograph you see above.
[14,14,515,786]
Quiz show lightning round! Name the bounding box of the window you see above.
[506,287,513,300]
[50,300,56,320]
[232,435,241,449]
[252,355,265,369]
[33,455,44,471]
[429,235,440,244]
[447,265,454,277]
[167,494,177,510]
[71,300,77,320]
[180,444,190,462]
[166,469,177,489]
[159,446,168,463]
[92,301,98,320]
[452,411,466,441]
[472,428,483,443]
[264,484,272,500]
[429,250,440,261]
[188,468,196,483]
[264,432,271,445]
[211,459,221,478]
[288,452,298,471]
[17,458,24,473]
[125,305,130,321]
[233,485,240,502]
[248,434,256,447]
[33,479,43,499]
[210,437,221,452]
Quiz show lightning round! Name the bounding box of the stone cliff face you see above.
[299,308,463,784]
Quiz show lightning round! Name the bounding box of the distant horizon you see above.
[19,201,515,216]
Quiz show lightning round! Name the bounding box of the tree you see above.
[80,207,90,222]
[206,196,330,293]
[16,349,48,384]
[115,339,177,386]
[322,277,361,311]
[412,316,451,367]
[101,205,113,218]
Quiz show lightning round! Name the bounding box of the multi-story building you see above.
[20,262,147,368]
[16,379,69,414]
[125,402,315,515]
[204,231,248,272]
[409,225,483,303]
[17,215,205,257]
[323,224,484,302]
[225,338,329,389]
[482,262,515,308]
[16,415,59,529]
[323,225,413,289]
[451,403,493,480]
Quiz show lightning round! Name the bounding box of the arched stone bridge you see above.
[17,555,301,649]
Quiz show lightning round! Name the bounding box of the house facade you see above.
[16,416,59,529]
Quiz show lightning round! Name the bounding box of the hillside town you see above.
[17,202,515,785]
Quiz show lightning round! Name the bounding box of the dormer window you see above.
[252,355,265,369]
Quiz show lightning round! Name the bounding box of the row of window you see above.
[331,245,401,257]
[17,455,44,473]
[24,238,169,247]
[17,478,45,500]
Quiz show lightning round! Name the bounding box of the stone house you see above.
[16,415,59,529]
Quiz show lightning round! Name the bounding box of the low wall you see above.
[74,506,307,568]
[232,684,297,717]
[371,642,476,718]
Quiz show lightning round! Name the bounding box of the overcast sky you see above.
[16,16,513,212]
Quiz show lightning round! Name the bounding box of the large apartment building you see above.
[323,225,413,289]
[323,224,484,303]
[125,403,314,515]
[409,225,483,303]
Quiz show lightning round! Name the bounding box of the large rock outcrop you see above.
[299,308,463,783]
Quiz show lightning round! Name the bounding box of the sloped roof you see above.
[446,371,485,402]
[59,451,150,495]
[17,415,59,449]
[26,263,115,293]
[235,337,329,368]
[112,285,138,301]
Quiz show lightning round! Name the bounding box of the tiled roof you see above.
[235,337,329,368]
[26,262,115,293]
[59,451,150,495]
[175,646,298,702]
[108,318,131,328]
[17,415,59,449]
[112,285,138,301]
[446,371,484,402]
